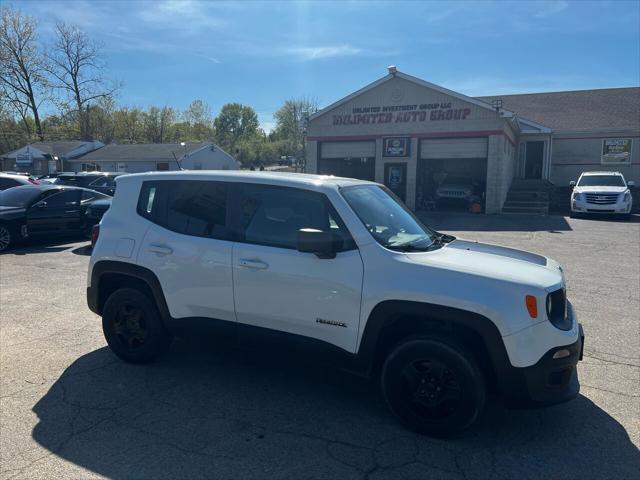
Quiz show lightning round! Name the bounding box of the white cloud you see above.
[138,0,225,32]
[534,0,569,18]
[285,44,363,60]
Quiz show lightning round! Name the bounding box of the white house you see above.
[68,143,239,173]
[1,141,104,175]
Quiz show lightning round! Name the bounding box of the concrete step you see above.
[502,204,549,214]
[503,200,549,207]
[506,191,550,201]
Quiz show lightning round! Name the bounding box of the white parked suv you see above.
[570,171,634,219]
[88,171,584,436]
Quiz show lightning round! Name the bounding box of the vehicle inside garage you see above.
[416,138,487,212]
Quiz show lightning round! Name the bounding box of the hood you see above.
[0,205,26,220]
[573,186,627,193]
[404,239,563,291]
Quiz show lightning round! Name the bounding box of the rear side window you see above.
[238,184,356,251]
[137,180,230,240]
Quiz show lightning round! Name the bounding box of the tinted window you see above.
[42,189,81,207]
[577,175,625,187]
[0,186,46,207]
[89,176,115,187]
[137,180,229,240]
[0,178,19,190]
[81,190,110,202]
[239,184,355,250]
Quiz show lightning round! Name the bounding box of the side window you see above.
[89,177,114,187]
[0,178,18,189]
[81,190,109,202]
[41,190,80,207]
[137,180,229,240]
[239,184,355,251]
[166,181,228,239]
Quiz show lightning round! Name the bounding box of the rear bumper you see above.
[501,323,584,407]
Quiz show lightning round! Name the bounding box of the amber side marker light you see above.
[525,295,538,318]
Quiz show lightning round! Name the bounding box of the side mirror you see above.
[36,201,47,209]
[569,181,576,187]
[297,228,342,259]
[627,181,635,188]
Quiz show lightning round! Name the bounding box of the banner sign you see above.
[602,139,632,164]
[383,137,410,157]
[16,152,32,165]
[333,102,472,126]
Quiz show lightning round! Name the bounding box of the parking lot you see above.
[1,214,639,480]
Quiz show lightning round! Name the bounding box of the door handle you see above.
[239,258,269,270]
[147,244,173,255]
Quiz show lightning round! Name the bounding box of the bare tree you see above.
[0,6,48,141]
[46,22,119,140]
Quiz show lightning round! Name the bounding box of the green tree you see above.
[273,97,318,168]
[213,103,259,152]
[0,6,49,141]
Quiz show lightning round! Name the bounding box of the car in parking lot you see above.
[0,173,39,190]
[570,171,634,219]
[55,172,121,196]
[88,171,584,437]
[0,185,111,251]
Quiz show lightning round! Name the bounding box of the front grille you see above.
[585,193,619,204]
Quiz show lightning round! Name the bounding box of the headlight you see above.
[572,192,584,202]
[623,192,631,203]
[546,288,572,331]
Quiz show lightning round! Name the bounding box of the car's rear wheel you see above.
[0,224,12,252]
[381,337,486,437]
[102,288,173,364]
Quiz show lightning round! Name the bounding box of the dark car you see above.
[0,173,39,190]
[55,172,121,196]
[0,185,112,252]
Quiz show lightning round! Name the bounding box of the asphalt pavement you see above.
[1,214,638,479]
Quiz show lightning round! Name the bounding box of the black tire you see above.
[381,337,486,437]
[102,288,173,364]
[0,223,13,252]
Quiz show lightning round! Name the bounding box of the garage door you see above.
[420,138,487,159]
[321,141,375,159]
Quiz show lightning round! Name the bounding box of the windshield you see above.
[341,185,438,251]
[0,187,44,207]
[578,175,625,187]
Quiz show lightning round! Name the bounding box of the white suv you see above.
[88,171,584,436]
[570,171,634,219]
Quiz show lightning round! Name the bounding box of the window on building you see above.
[193,162,203,170]
[156,162,170,171]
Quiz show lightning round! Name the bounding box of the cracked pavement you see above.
[1,214,639,479]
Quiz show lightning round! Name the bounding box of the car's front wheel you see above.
[381,337,486,437]
[102,288,173,364]
[0,224,13,252]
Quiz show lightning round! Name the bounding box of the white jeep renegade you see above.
[88,171,584,436]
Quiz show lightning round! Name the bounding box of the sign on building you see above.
[383,137,410,157]
[602,139,632,164]
[16,152,32,165]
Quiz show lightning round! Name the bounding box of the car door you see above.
[136,180,236,325]
[26,189,82,234]
[232,183,364,353]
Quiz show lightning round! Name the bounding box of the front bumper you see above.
[501,323,584,407]
[571,200,631,214]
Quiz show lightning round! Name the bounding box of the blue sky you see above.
[15,0,640,131]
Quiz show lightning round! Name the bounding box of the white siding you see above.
[419,138,488,159]
[321,141,376,158]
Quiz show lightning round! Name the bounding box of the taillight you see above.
[28,178,40,185]
[91,224,100,247]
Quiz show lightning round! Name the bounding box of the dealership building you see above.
[305,67,640,213]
